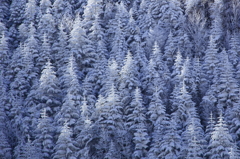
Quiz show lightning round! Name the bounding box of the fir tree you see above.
[53,122,78,159]
[206,113,234,159]
[34,108,55,159]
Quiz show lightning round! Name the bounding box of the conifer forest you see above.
[1,0,240,158]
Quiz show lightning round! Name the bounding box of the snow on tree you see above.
[54,24,70,78]
[84,84,125,159]
[201,35,219,95]
[0,0,9,23]
[37,34,52,71]
[181,107,206,158]
[0,77,11,159]
[127,88,149,159]
[163,31,178,71]
[119,51,140,107]
[52,0,73,24]
[53,121,78,159]
[40,0,52,14]
[178,32,193,58]
[132,123,149,159]
[34,108,55,159]
[126,87,147,132]
[158,118,181,159]
[228,33,240,68]
[148,89,170,159]
[98,84,123,136]
[80,36,108,103]
[54,89,80,133]
[141,59,161,105]
[229,146,240,159]
[68,15,93,74]
[82,0,103,30]
[210,0,224,44]
[18,23,28,43]
[184,0,200,14]
[35,60,62,121]
[60,54,82,94]
[206,113,234,159]
[147,88,167,125]
[37,7,56,44]
[14,135,42,159]
[108,2,129,66]
[0,22,7,37]
[100,59,120,97]
[104,140,120,159]
[24,0,38,25]
[216,49,239,113]
[91,94,106,122]
[205,112,216,144]
[191,57,202,105]
[133,42,148,82]
[0,33,9,69]
[24,23,39,65]
[126,9,141,54]
[171,82,195,132]
[9,0,26,25]
[171,49,183,86]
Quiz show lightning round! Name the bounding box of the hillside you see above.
[0,0,240,158]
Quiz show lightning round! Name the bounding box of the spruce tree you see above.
[206,112,234,159]
[53,122,78,159]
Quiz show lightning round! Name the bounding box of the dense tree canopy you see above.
[1,0,240,158]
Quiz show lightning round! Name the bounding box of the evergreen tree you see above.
[201,35,219,95]
[0,79,11,159]
[100,59,120,97]
[206,113,234,158]
[40,0,52,14]
[0,0,9,22]
[171,82,195,132]
[228,33,240,68]
[119,51,140,108]
[14,136,42,159]
[24,23,39,65]
[37,7,56,44]
[171,49,183,86]
[52,0,73,24]
[98,84,123,137]
[37,34,52,70]
[53,122,78,159]
[210,0,224,44]
[164,31,178,71]
[24,0,38,25]
[0,33,9,69]
[159,118,181,159]
[108,2,129,66]
[129,87,149,159]
[34,60,62,126]
[229,146,240,159]
[9,0,26,25]
[34,108,55,159]
[104,141,119,159]
[205,112,216,144]
[148,89,170,159]
[182,107,206,158]
[54,24,69,78]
